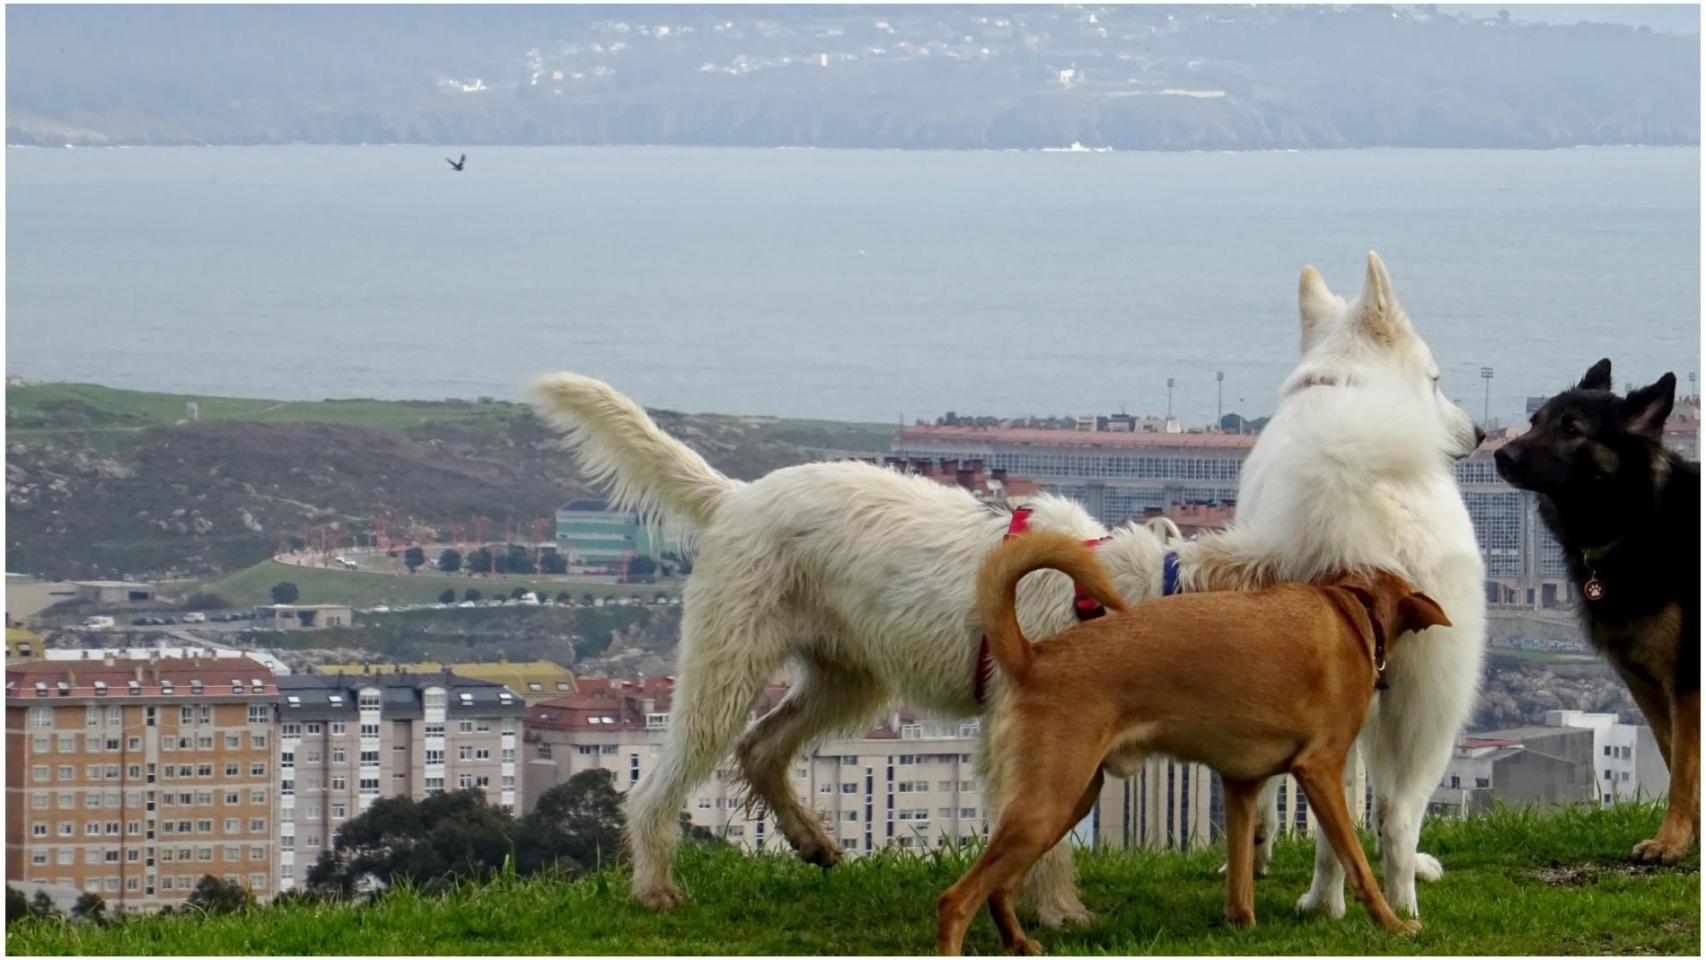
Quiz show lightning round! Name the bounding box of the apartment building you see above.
[523,679,988,853]
[1090,754,1370,852]
[272,672,527,894]
[1430,723,1595,817]
[5,657,279,912]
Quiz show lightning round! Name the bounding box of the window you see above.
[225,819,240,833]
[250,819,265,832]
[281,752,295,769]
[359,691,383,709]
[424,723,444,738]
[331,776,346,791]
[841,784,857,794]
[359,724,379,738]
[248,706,270,724]
[332,804,346,820]
[252,734,267,750]
[359,751,379,765]
[28,707,52,729]
[251,762,266,776]
[227,735,242,749]
[32,765,48,782]
[331,722,346,735]
[425,749,444,764]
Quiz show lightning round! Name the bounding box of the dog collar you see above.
[1579,538,1622,602]
[1290,372,1358,395]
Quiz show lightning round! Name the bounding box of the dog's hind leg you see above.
[736,657,886,869]
[625,595,794,910]
[1221,778,1261,927]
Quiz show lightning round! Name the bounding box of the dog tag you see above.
[1583,578,1606,602]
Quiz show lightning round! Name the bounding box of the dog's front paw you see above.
[1033,901,1094,929]
[1633,835,1691,865]
[1390,918,1422,936]
[1414,852,1444,883]
[634,883,688,911]
[1295,887,1346,919]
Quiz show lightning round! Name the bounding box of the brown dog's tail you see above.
[977,530,1127,682]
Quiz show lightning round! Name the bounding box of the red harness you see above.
[972,507,1111,705]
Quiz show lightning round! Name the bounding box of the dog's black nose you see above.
[1494,444,1516,473]
[1473,425,1487,448]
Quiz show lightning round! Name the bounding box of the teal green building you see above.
[554,499,657,568]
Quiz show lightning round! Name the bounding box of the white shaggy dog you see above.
[529,252,1484,923]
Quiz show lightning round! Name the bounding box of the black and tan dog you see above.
[1495,359,1699,864]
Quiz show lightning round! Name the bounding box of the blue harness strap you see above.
[1162,551,1182,597]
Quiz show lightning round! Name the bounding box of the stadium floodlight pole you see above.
[1480,366,1494,427]
[1166,377,1175,420]
[1216,370,1224,425]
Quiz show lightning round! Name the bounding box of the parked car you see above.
[131,616,151,626]
[182,612,206,624]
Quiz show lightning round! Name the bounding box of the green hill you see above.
[8,805,1697,955]
[5,381,895,583]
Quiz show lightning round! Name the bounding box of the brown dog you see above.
[937,531,1450,955]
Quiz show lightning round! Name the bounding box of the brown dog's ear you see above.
[1398,592,1451,635]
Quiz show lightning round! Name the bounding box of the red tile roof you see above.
[7,657,277,700]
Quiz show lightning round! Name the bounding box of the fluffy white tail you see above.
[529,373,741,530]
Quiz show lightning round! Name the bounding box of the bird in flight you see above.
[446,153,467,172]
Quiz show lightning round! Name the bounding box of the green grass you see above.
[5,382,523,432]
[195,559,679,609]
[9,805,1696,955]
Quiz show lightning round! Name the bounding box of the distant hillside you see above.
[4,382,893,581]
[7,5,1698,149]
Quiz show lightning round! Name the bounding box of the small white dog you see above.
[530,252,1485,923]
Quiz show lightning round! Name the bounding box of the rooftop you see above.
[897,424,1260,451]
[317,659,578,695]
[7,656,276,700]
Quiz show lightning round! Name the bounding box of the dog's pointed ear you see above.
[1299,265,1339,347]
[1577,358,1613,392]
[1397,592,1451,635]
[1623,373,1676,438]
[1354,251,1404,344]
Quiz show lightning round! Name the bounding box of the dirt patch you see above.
[1531,862,1668,886]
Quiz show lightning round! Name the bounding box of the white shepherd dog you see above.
[529,252,1485,923]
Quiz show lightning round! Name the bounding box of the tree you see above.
[6,885,29,927]
[541,550,568,575]
[580,593,595,607]
[463,589,482,603]
[555,591,572,605]
[29,891,58,920]
[437,549,462,573]
[186,875,253,915]
[311,791,517,895]
[516,770,626,875]
[466,547,494,575]
[437,589,456,605]
[71,891,108,926]
[403,546,426,572]
[271,581,300,605]
[626,555,657,580]
[511,587,527,600]
[505,544,535,575]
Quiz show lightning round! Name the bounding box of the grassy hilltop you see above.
[8,805,1697,955]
